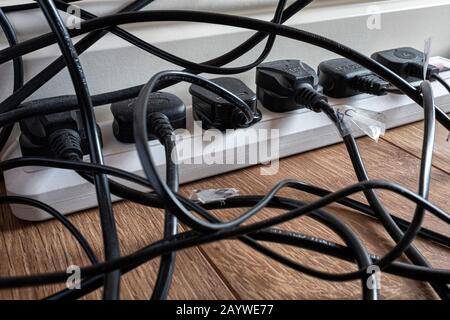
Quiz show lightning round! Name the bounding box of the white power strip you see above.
[3,63,450,221]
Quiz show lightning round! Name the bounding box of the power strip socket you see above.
[3,64,450,221]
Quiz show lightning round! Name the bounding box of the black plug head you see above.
[189,77,261,131]
[256,60,320,112]
[371,47,439,81]
[19,110,100,159]
[318,58,389,98]
[111,91,186,143]
[20,111,78,146]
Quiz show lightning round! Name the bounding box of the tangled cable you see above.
[0,0,448,300]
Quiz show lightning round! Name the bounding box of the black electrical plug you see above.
[318,58,390,98]
[19,111,100,160]
[189,77,261,131]
[111,91,186,143]
[371,47,439,81]
[256,60,327,112]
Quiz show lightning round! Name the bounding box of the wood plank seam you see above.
[196,246,242,300]
[381,136,448,174]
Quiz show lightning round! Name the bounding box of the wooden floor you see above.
[0,119,449,300]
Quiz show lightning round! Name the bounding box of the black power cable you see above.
[35,0,120,300]
[70,117,181,300]
[51,0,293,75]
[0,196,97,264]
[148,115,179,300]
[0,8,24,152]
[0,9,23,93]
